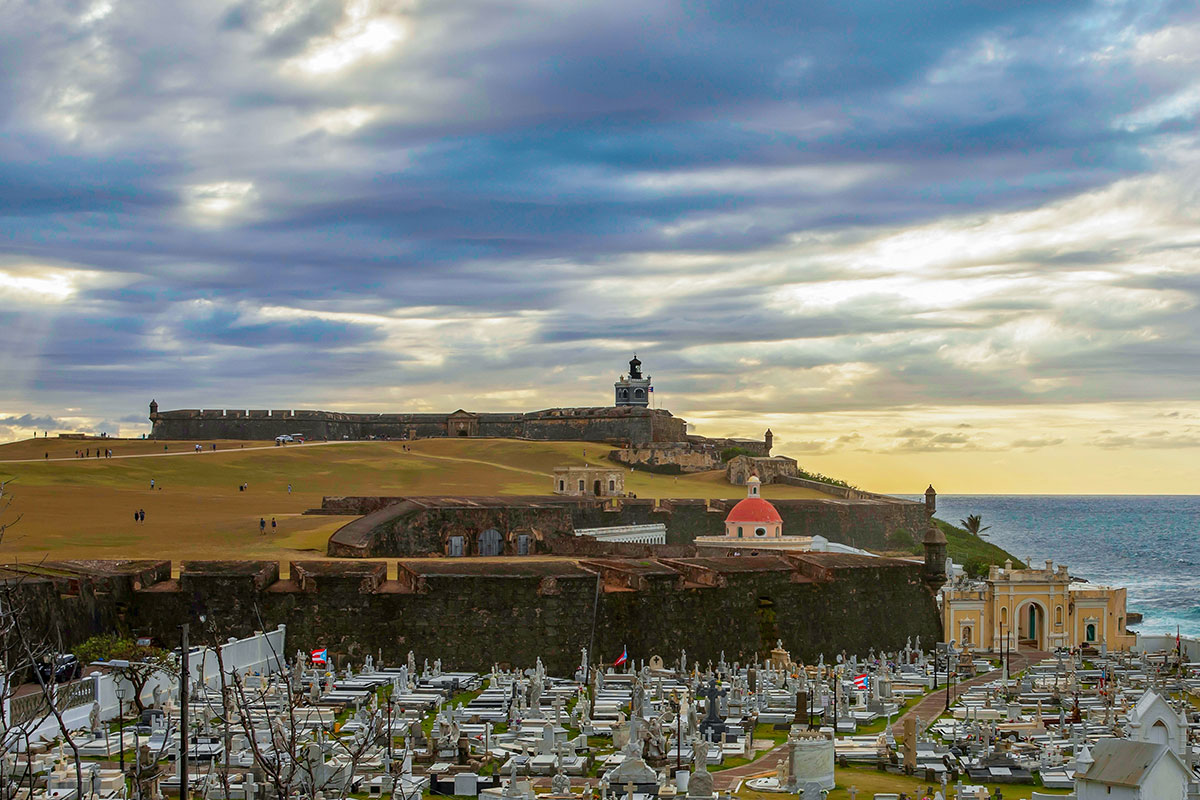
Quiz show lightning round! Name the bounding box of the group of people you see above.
[75,448,113,458]
[132,509,146,522]
[259,517,277,534]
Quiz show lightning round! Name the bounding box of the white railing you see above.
[573,523,667,544]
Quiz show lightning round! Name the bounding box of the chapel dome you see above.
[725,497,783,524]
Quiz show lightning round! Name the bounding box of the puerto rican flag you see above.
[614,646,628,667]
[311,648,328,665]
[852,673,869,690]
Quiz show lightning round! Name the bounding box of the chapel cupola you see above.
[614,353,652,407]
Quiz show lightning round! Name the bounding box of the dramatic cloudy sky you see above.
[3,0,1200,492]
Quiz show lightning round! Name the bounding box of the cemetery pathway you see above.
[890,649,1047,737]
[712,650,1048,790]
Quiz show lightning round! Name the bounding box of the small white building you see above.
[1074,738,1192,800]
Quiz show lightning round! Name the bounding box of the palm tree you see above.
[960,514,991,537]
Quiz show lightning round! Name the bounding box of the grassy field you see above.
[0,437,834,563]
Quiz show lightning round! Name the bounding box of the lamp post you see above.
[115,684,127,774]
[668,691,682,772]
[944,642,957,712]
[386,692,394,766]
[999,621,1007,685]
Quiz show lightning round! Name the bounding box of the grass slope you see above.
[935,517,1026,573]
[0,437,834,563]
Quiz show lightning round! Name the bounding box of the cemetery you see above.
[4,622,1198,800]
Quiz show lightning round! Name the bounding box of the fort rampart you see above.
[149,405,688,445]
[321,494,930,557]
[2,556,941,676]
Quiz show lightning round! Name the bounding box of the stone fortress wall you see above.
[2,556,942,677]
[321,494,931,558]
[149,405,689,445]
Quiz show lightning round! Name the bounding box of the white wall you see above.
[11,625,287,744]
[1134,633,1200,662]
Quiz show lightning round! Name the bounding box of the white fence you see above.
[9,625,287,745]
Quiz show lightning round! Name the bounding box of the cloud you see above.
[1010,436,1066,449]
[0,414,68,429]
[1093,431,1200,450]
[0,0,1197,490]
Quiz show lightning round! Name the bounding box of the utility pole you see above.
[180,623,189,800]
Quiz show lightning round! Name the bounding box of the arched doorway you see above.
[593,479,602,496]
[1149,720,1171,747]
[478,528,503,556]
[1017,602,1045,650]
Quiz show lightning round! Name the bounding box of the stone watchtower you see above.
[614,355,652,407]
[149,399,159,417]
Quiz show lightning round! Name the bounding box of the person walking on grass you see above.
[271,517,277,531]
[259,517,266,534]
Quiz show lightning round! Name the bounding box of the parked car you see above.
[275,435,293,443]
[34,654,81,684]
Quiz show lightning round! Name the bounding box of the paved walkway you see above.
[0,439,360,463]
[889,650,1046,737]
[709,650,1049,790]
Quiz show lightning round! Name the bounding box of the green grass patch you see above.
[934,518,1024,576]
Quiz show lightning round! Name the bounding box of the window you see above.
[634,388,644,398]
[737,526,743,538]
[755,527,767,537]
[578,479,585,491]
[558,480,565,492]
[608,479,615,492]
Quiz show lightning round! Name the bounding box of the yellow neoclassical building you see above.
[942,559,1136,652]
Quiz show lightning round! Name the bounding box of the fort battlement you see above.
[1,555,940,675]
[149,403,690,445]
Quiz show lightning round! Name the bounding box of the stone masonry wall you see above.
[10,557,941,677]
[149,406,687,445]
[609,444,725,474]
[324,495,931,555]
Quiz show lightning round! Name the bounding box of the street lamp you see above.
[944,641,957,712]
[115,684,127,774]
[999,621,1007,684]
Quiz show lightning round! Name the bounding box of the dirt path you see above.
[403,450,551,478]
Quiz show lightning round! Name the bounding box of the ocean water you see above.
[900,495,1200,638]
